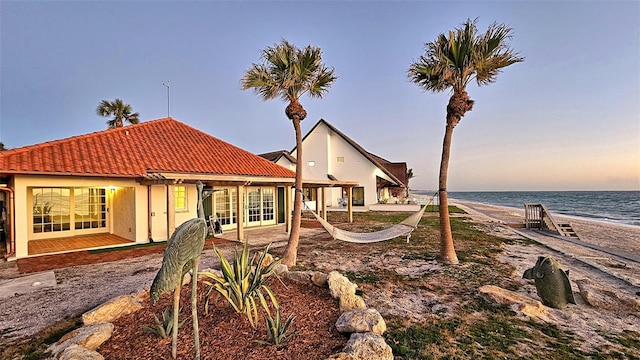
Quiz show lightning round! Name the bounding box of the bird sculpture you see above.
[150,180,207,359]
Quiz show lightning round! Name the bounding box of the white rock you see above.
[342,332,393,360]
[336,308,386,335]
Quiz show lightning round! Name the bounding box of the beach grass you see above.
[297,210,637,359]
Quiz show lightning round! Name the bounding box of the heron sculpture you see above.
[150,181,207,359]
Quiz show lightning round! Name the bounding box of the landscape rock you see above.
[286,270,312,284]
[254,251,274,267]
[576,278,640,312]
[311,271,328,287]
[199,268,223,281]
[82,294,144,325]
[336,308,386,335]
[272,263,288,276]
[342,332,393,360]
[58,344,105,360]
[478,285,548,319]
[328,271,357,299]
[339,293,366,312]
[181,271,192,285]
[48,322,113,357]
[326,352,359,360]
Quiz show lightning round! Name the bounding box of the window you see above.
[303,188,317,201]
[262,188,274,221]
[174,186,187,211]
[214,188,236,225]
[336,156,344,163]
[344,187,365,206]
[32,187,106,233]
[74,188,106,230]
[32,188,71,233]
[308,161,316,167]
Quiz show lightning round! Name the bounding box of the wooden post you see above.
[166,184,175,239]
[347,187,353,223]
[285,185,292,233]
[321,187,327,221]
[236,185,244,241]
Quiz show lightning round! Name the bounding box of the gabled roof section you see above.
[0,118,295,179]
[367,152,408,186]
[296,119,406,187]
[259,150,297,164]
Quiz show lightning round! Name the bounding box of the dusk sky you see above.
[1,1,638,191]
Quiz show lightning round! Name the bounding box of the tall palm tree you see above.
[408,18,523,264]
[241,39,337,267]
[406,168,414,197]
[96,98,140,129]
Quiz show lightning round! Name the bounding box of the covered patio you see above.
[27,234,133,256]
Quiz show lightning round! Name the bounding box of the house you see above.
[0,117,342,260]
[261,119,408,209]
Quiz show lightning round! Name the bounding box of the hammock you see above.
[303,193,436,243]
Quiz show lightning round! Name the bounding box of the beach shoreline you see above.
[447,198,640,258]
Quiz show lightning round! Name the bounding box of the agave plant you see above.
[257,306,296,346]
[201,241,279,328]
[141,307,186,339]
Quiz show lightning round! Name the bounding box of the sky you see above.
[1,1,638,192]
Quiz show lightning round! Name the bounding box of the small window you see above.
[336,156,344,163]
[174,186,187,211]
[308,161,316,167]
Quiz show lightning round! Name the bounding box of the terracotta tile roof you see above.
[0,118,295,179]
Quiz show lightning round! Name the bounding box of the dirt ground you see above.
[0,204,639,358]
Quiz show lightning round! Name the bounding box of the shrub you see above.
[141,307,186,339]
[201,241,279,328]
[257,306,296,346]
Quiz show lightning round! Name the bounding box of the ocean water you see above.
[412,190,640,227]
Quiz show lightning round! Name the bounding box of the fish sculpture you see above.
[523,256,576,309]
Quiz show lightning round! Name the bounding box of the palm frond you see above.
[241,39,336,114]
[408,18,522,94]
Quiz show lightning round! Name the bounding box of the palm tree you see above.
[241,39,337,267]
[96,98,140,129]
[405,168,414,197]
[408,18,523,264]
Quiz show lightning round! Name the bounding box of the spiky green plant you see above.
[141,307,186,339]
[201,241,279,328]
[256,306,296,345]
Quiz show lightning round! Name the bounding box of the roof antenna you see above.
[163,81,170,118]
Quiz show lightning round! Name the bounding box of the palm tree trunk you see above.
[282,118,304,267]
[437,123,459,264]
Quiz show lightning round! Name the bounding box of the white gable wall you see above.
[275,157,295,171]
[293,122,382,207]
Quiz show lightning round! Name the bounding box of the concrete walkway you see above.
[0,271,56,299]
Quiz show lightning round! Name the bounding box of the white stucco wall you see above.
[293,122,384,207]
[112,186,136,241]
[12,175,141,258]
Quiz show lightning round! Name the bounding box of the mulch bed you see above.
[98,277,347,359]
[17,238,232,274]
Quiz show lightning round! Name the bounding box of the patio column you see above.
[347,186,353,223]
[166,185,175,238]
[236,185,244,241]
[285,185,292,233]
[321,187,327,220]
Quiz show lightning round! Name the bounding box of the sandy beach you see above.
[450,199,640,289]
